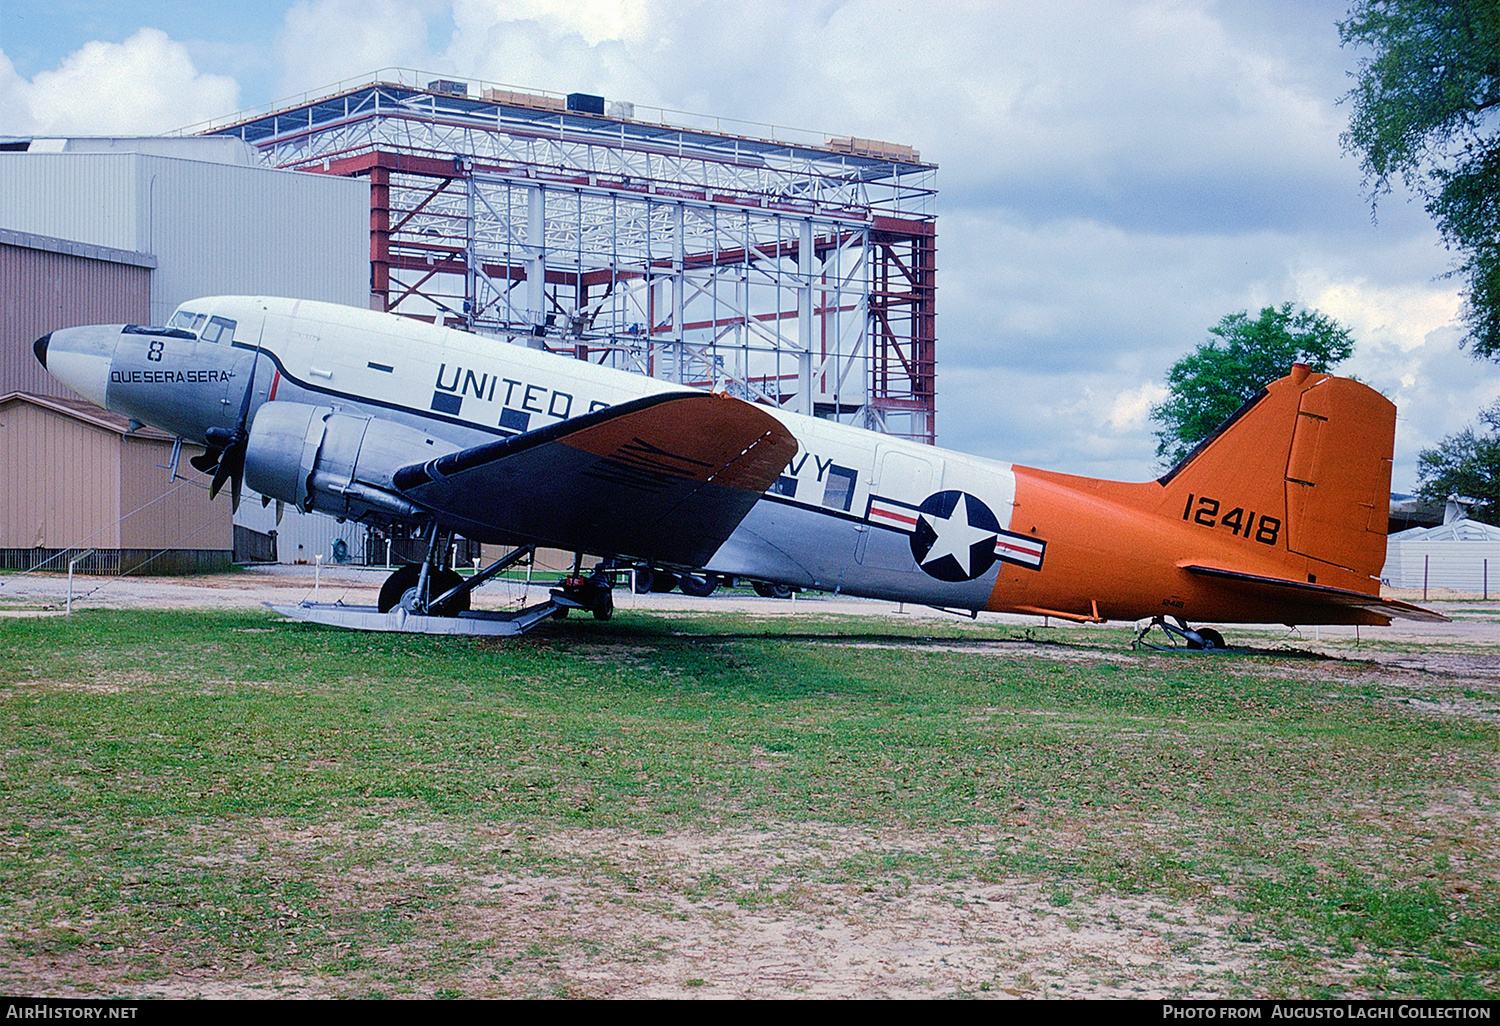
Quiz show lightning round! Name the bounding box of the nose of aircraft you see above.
[35,325,119,410]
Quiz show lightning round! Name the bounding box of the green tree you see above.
[1340,0,1500,357]
[1151,304,1355,468]
[1416,400,1500,522]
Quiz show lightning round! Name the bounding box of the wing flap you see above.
[1182,564,1449,624]
[392,392,798,567]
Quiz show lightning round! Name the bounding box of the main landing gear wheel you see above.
[632,566,655,594]
[423,569,470,615]
[377,565,470,615]
[677,573,719,598]
[378,564,420,613]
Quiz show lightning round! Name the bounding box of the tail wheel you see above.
[752,581,794,599]
[632,566,655,594]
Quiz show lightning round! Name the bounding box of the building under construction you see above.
[200,72,938,442]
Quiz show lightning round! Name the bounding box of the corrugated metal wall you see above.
[234,493,366,565]
[1382,542,1500,593]
[0,398,122,549]
[0,242,150,398]
[0,397,233,569]
[118,435,232,551]
[0,154,141,250]
[137,156,369,323]
[0,151,368,324]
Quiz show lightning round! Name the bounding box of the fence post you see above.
[1423,553,1429,602]
[66,550,95,615]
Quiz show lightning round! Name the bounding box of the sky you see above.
[2,0,1496,491]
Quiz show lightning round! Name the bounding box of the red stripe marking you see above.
[268,370,281,401]
[995,539,1042,557]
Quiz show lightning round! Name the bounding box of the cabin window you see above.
[821,465,858,512]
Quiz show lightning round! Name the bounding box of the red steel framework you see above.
[199,74,938,441]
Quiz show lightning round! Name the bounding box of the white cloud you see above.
[277,0,445,96]
[0,28,239,135]
[451,0,651,48]
[1107,380,1170,432]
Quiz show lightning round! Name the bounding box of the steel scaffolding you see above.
[199,71,938,441]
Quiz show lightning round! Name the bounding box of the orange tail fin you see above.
[1155,364,1395,587]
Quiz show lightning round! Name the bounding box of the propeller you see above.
[196,338,263,513]
[204,422,248,511]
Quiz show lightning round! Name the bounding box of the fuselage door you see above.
[856,445,941,569]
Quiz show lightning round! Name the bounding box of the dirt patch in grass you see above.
[2,821,1261,999]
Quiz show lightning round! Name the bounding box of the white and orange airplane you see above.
[34,296,1444,641]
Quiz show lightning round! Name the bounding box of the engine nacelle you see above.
[243,402,452,522]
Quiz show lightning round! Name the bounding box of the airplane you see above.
[32,295,1446,644]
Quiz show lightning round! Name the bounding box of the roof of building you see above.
[0,391,175,440]
[0,135,261,165]
[1389,518,1500,543]
[0,227,157,268]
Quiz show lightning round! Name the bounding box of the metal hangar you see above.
[200,72,939,443]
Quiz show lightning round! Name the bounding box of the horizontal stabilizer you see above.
[1182,565,1449,624]
[393,391,798,567]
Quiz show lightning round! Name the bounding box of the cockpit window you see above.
[199,316,237,344]
[167,310,237,343]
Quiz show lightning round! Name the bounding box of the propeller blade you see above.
[202,344,263,511]
[189,448,222,474]
[220,439,247,513]
[274,500,284,525]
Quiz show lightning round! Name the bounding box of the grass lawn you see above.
[1,608,1495,998]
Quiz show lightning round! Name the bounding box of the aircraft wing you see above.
[1182,565,1450,624]
[391,391,798,567]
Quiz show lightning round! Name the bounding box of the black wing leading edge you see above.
[392,392,800,568]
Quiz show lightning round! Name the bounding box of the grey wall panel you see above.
[0,151,369,326]
[0,154,142,251]
[136,156,368,322]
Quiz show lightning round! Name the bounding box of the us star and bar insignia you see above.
[867,490,1047,582]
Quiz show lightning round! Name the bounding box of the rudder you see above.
[1156,365,1395,584]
